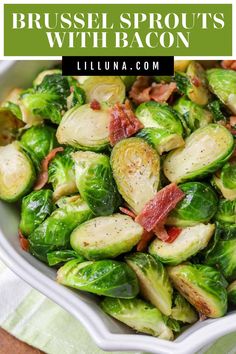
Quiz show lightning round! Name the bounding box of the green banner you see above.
[4,4,232,56]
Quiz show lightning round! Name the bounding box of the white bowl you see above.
[0,60,236,354]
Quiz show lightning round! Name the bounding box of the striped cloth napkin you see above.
[0,259,235,354]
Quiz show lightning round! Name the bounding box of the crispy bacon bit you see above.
[166,226,182,243]
[137,230,154,252]
[221,60,236,71]
[109,100,143,146]
[135,183,185,232]
[34,147,64,191]
[18,229,29,251]
[153,223,169,241]
[191,76,201,87]
[129,76,153,104]
[119,207,136,219]
[129,76,177,105]
[230,116,236,128]
[90,99,101,111]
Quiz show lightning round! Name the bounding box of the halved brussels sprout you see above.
[101,297,173,340]
[135,102,184,154]
[120,76,136,91]
[79,76,125,105]
[47,250,84,267]
[33,69,62,87]
[19,189,54,237]
[57,259,139,298]
[0,108,24,146]
[206,239,236,280]
[21,73,71,124]
[20,125,57,170]
[111,137,160,214]
[215,199,236,224]
[207,100,227,123]
[212,175,236,201]
[164,124,234,183]
[0,142,35,202]
[73,151,121,216]
[56,104,110,151]
[149,223,215,265]
[207,69,236,114]
[175,62,210,105]
[48,146,77,201]
[170,292,198,324]
[70,214,143,260]
[174,60,191,72]
[227,281,236,305]
[168,264,228,318]
[167,182,218,227]
[125,253,173,316]
[221,162,236,190]
[173,96,213,132]
[28,196,93,263]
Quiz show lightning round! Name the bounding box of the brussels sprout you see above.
[20,125,57,170]
[48,147,77,201]
[47,250,84,267]
[149,223,215,265]
[33,69,62,86]
[135,102,184,154]
[212,174,236,201]
[21,73,71,124]
[170,293,198,324]
[79,76,125,105]
[154,76,172,83]
[57,259,139,298]
[66,76,86,110]
[56,104,110,151]
[221,162,236,190]
[111,137,160,214]
[175,61,210,105]
[227,281,236,305]
[207,100,227,123]
[125,253,173,316]
[168,264,228,318]
[164,124,234,183]
[71,214,142,260]
[174,60,191,72]
[73,151,121,216]
[206,239,236,280]
[207,69,236,114]
[19,189,54,237]
[28,196,93,263]
[167,182,218,227]
[173,96,213,132]
[215,199,236,224]
[120,76,136,90]
[0,141,35,202]
[0,108,24,146]
[101,297,173,340]
[137,128,184,155]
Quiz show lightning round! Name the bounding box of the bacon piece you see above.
[90,99,101,111]
[129,76,153,104]
[166,226,182,243]
[230,116,236,128]
[34,147,64,191]
[135,183,185,232]
[119,207,136,219]
[136,230,154,252]
[153,223,169,241]
[129,77,177,105]
[191,76,201,87]
[18,229,29,251]
[109,100,143,146]
[221,60,236,71]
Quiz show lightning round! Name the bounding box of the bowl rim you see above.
[1,228,236,354]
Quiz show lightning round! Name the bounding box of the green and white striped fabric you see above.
[0,260,235,354]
